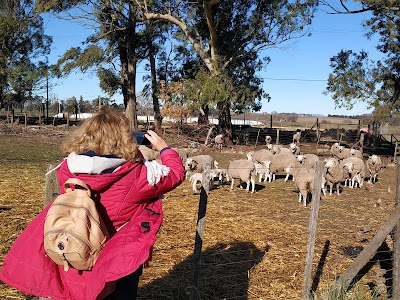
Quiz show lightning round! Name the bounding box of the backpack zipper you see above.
[45,228,96,252]
[49,202,102,226]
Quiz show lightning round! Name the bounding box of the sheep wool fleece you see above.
[0,148,185,300]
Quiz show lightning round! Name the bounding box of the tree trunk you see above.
[146,20,162,133]
[218,101,233,145]
[125,3,138,130]
[198,105,209,124]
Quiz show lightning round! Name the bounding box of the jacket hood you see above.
[66,152,127,174]
[56,153,138,192]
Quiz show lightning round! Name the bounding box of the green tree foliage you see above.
[135,0,317,135]
[322,0,400,120]
[0,0,52,109]
[36,0,165,130]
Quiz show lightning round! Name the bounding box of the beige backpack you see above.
[44,178,110,272]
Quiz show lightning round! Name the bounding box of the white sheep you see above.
[366,154,383,183]
[210,167,229,185]
[188,172,203,193]
[246,149,274,164]
[289,143,301,155]
[139,145,160,161]
[227,159,256,193]
[172,148,189,164]
[296,154,319,169]
[285,165,326,207]
[265,135,272,145]
[330,143,363,160]
[341,156,366,188]
[293,131,301,144]
[330,143,350,160]
[254,161,272,182]
[324,158,347,196]
[349,148,363,159]
[185,155,217,178]
[269,145,297,182]
[214,134,225,149]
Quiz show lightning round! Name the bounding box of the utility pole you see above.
[45,58,49,121]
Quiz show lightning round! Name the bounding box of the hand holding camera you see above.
[133,130,168,152]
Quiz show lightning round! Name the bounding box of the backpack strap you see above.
[64,178,91,197]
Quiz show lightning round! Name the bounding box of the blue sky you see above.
[41,8,382,117]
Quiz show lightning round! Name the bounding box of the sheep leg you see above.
[336,183,341,196]
[298,192,302,203]
[329,185,333,196]
[245,180,250,192]
[230,178,235,190]
[303,192,308,207]
[284,173,290,182]
[250,176,255,193]
[259,174,263,183]
[192,180,199,194]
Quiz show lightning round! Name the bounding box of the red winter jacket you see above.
[0,148,185,300]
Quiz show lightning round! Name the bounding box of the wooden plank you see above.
[189,165,211,300]
[302,161,323,300]
[44,164,60,206]
[40,164,60,300]
[324,207,400,299]
[393,164,400,299]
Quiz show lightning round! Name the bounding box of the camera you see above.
[132,132,151,146]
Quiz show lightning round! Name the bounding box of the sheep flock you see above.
[140,139,386,208]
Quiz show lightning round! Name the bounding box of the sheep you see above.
[214,134,225,149]
[296,154,319,169]
[330,142,348,160]
[246,149,274,164]
[349,148,363,159]
[227,159,256,193]
[289,143,300,155]
[139,145,160,161]
[366,154,383,183]
[284,165,326,207]
[269,145,297,182]
[210,167,229,185]
[341,156,366,188]
[330,143,363,160]
[324,158,347,196]
[265,135,272,145]
[172,148,189,164]
[188,172,204,194]
[254,161,272,182]
[270,145,291,155]
[185,155,217,178]
[293,131,301,144]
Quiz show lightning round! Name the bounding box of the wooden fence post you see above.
[24,113,27,128]
[39,165,60,300]
[336,125,340,142]
[395,142,398,163]
[189,165,211,300]
[276,129,280,145]
[302,161,323,300]
[66,113,70,131]
[393,163,400,299]
[254,129,260,148]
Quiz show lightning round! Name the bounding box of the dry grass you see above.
[0,125,397,300]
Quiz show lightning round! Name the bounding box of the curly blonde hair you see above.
[61,108,139,161]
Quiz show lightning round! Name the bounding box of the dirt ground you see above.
[0,124,397,300]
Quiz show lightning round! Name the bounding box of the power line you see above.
[262,77,327,82]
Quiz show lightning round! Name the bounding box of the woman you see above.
[0,108,185,300]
